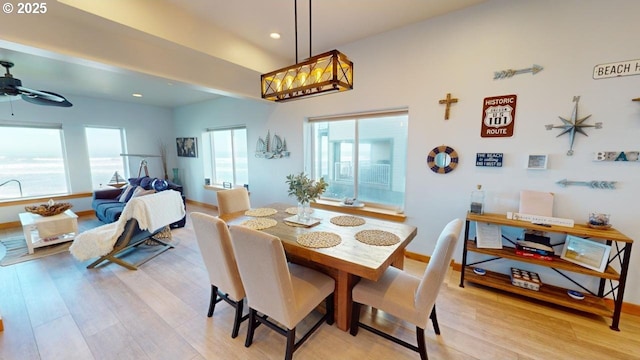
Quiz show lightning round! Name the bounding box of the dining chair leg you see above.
[207,285,218,317]
[416,326,427,360]
[285,328,296,360]
[245,308,257,348]
[231,299,244,339]
[326,294,335,325]
[350,302,361,336]
[429,305,440,335]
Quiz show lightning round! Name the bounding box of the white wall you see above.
[0,95,174,223]
[174,0,640,305]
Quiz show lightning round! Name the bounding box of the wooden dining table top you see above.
[219,202,417,281]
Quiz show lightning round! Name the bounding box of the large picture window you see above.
[85,127,126,189]
[0,123,68,199]
[205,127,248,187]
[309,110,408,209]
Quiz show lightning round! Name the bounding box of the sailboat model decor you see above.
[255,130,290,159]
[108,171,127,188]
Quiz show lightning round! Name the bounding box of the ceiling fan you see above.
[0,60,73,107]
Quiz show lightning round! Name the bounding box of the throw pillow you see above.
[128,176,145,186]
[140,177,154,189]
[130,186,156,199]
[118,185,136,202]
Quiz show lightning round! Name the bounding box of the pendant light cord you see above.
[309,0,312,59]
[294,0,298,64]
[294,0,313,63]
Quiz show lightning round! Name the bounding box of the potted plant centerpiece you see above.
[285,172,327,221]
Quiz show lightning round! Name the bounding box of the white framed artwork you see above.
[527,154,548,170]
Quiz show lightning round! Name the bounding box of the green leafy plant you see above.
[285,172,328,204]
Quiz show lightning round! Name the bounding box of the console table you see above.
[460,212,633,331]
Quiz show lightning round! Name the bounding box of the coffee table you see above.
[18,210,78,254]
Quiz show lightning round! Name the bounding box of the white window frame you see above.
[0,121,69,200]
[204,126,248,187]
[85,126,127,189]
[307,109,408,210]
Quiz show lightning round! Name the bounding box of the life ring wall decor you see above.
[427,145,459,174]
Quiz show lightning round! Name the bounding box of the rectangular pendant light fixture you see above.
[260,49,353,102]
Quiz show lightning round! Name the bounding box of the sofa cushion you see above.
[93,200,126,223]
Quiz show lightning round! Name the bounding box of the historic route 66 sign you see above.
[481,94,517,137]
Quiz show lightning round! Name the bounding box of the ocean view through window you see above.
[85,127,126,189]
[0,124,69,199]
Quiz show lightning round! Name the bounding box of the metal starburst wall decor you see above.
[545,96,602,156]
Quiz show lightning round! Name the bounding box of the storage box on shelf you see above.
[460,212,633,331]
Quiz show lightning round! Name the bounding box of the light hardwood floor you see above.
[1,204,639,360]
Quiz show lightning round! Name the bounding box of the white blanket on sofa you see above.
[70,190,186,261]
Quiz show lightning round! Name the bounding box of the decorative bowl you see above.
[587,223,612,230]
[25,202,72,216]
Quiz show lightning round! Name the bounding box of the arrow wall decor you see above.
[494,64,543,80]
[556,179,617,189]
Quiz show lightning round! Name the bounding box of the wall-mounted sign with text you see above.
[593,59,640,79]
[594,151,639,161]
[476,153,503,167]
[481,94,517,138]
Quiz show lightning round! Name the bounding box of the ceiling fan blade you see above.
[20,90,73,107]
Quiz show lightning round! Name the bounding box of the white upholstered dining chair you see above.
[190,212,247,338]
[229,225,335,360]
[350,218,463,360]
[216,187,251,216]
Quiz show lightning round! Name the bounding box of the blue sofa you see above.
[92,176,186,228]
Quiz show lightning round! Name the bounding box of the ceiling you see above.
[0,0,486,108]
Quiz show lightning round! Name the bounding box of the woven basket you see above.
[25,202,72,216]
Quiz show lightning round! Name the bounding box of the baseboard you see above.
[406,251,639,316]
[185,199,218,211]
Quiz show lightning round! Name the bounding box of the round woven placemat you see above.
[240,218,277,230]
[244,208,278,217]
[285,207,298,215]
[297,232,341,248]
[355,230,400,246]
[330,215,365,227]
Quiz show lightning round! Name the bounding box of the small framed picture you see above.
[561,235,611,272]
[527,154,548,170]
[176,137,198,158]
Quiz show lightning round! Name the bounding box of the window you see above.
[205,127,248,187]
[85,127,126,189]
[309,110,408,209]
[0,123,68,199]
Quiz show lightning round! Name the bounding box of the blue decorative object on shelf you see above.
[152,178,169,192]
[172,168,181,185]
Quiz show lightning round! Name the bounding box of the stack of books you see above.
[515,240,554,261]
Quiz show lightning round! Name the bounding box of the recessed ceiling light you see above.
[132,93,143,98]
[270,32,281,39]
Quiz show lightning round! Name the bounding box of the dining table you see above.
[219,202,417,331]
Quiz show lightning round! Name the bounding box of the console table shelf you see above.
[460,212,633,331]
[463,268,612,317]
[465,241,620,280]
